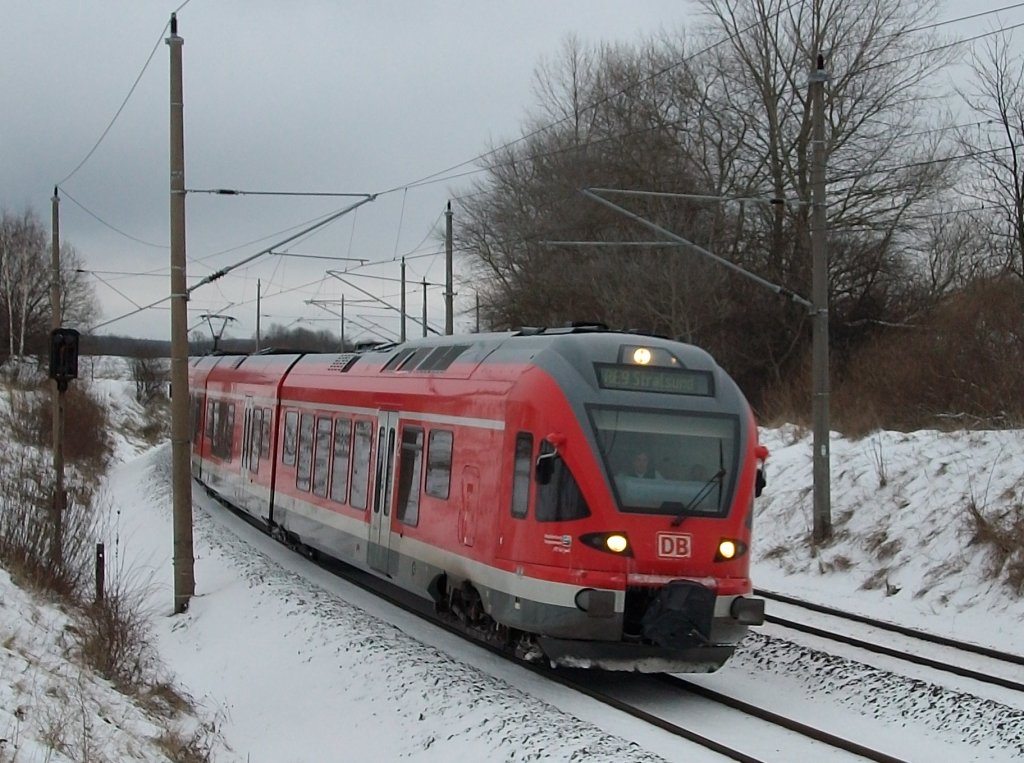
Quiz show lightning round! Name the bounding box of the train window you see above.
[414,347,443,371]
[425,430,453,499]
[421,344,470,372]
[260,408,272,459]
[381,428,395,517]
[535,449,591,522]
[296,413,315,492]
[205,400,216,439]
[248,408,263,474]
[511,432,533,519]
[242,406,253,470]
[396,427,424,526]
[312,416,333,497]
[224,404,235,460]
[350,420,373,510]
[330,418,352,504]
[241,409,250,468]
[590,407,738,518]
[190,395,204,442]
[210,401,235,461]
[282,411,298,466]
[382,348,415,372]
[398,347,432,371]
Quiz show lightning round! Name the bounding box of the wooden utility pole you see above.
[168,13,195,613]
[256,279,261,352]
[810,53,832,543]
[50,187,65,568]
[444,201,453,335]
[421,279,427,338]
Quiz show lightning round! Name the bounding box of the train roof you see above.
[273,327,717,378]
[191,327,721,380]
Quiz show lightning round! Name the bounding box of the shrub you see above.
[0,381,116,478]
[131,357,168,405]
[832,277,1024,433]
[77,581,155,692]
[0,450,99,598]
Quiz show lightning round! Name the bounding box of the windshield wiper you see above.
[670,468,726,527]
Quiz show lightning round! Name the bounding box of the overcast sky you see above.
[3,1,1022,344]
[2,0,695,343]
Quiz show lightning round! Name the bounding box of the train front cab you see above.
[492,335,766,672]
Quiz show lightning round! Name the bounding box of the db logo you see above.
[657,532,692,558]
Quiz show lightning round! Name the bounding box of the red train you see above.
[189,326,767,672]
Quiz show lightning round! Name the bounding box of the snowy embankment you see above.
[754,425,1024,650]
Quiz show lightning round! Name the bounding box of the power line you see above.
[380,2,805,196]
[59,187,167,249]
[862,19,1024,75]
[187,188,373,197]
[57,21,168,186]
[829,144,1008,184]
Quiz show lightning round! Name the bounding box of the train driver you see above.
[622,450,663,479]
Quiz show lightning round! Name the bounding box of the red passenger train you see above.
[189,326,767,672]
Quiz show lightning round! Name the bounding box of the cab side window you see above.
[536,452,591,522]
[511,432,533,519]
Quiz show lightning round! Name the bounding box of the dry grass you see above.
[965,497,1024,594]
[154,722,216,763]
[859,567,891,591]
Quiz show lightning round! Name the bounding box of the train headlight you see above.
[605,534,629,553]
[714,538,748,562]
[580,532,633,556]
[632,347,652,365]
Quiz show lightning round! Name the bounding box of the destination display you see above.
[595,364,714,396]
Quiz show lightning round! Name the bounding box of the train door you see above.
[241,396,256,484]
[459,465,480,547]
[368,411,399,574]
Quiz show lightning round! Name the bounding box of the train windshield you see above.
[589,406,739,518]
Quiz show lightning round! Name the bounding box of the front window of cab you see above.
[589,406,739,518]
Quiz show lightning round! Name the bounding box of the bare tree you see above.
[959,31,1024,282]
[696,0,959,371]
[0,207,98,359]
[457,0,960,404]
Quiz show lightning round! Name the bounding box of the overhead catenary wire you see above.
[59,188,167,249]
[380,6,1024,198]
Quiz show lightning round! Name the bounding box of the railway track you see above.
[204,487,919,761]
[553,669,912,762]
[755,589,1024,695]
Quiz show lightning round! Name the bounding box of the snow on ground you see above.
[0,564,198,763]
[1,363,1023,761]
[754,425,1024,650]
